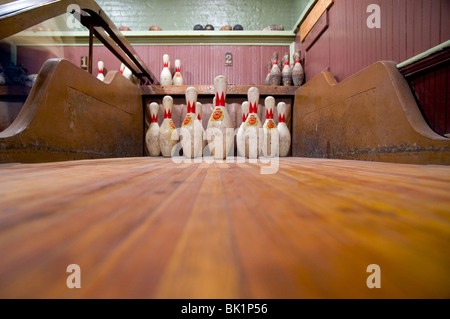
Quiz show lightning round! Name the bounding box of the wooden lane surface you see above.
[0,157,449,298]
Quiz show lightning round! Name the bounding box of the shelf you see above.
[8,30,296,47]
[0,86,31,96]
[141,85,299,96]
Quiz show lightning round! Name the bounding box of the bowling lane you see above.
[0,157,449,298]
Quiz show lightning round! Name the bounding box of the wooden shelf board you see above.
[141,85,299,96]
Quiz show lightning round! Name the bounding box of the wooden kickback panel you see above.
[0,157,448,298]
[0,59,143,163]
[292,61,450,164]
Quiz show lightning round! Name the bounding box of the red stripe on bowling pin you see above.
[164,109,172,119]
[187,101,196,113]
[249,102,257,114]
[215,92,225,107]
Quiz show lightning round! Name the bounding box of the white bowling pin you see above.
[120,63,125,75]
[281,54,292,86]
[97,61,105,81]
[206,75,233,159]
[180,87,203,158]
[196,101,207,154]
[243,87,263,159]
[268,52,281,86]
[277,102,291,157]
[160,54,172,85]
[146,102,161,156]
[292,51,304,86]
[172,59,184,85]
[262,96,279,157]
[159,95,178,157]
[236,101,249,157]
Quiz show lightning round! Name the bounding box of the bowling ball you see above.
[149,25,162,31]
[205,24,214,31]
[220,25,232,31]
[193,24,203,30]
[233,24,243,30]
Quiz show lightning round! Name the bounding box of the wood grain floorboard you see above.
[0,157,448,298]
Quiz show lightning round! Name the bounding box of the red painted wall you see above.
[16,44,290,86]
[297,0,450,83]
[296,0,450,136]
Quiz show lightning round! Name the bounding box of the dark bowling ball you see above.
[205,24,214,30]
[233,24,243,30]
[193,24,203,30]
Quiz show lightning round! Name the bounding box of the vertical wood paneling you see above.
[305,31,329,82]
[298,0,449,136]
[440,0,450,43]
[446,67,450,135]
[406,0,415,59]
[137,45,290,85]
[398,0,408,63]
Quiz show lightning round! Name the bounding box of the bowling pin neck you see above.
[186,87,198,113]
[164,108,172,119]
[215,92,226,107]
[149,103,159,123]
[278,113,286,123]
[163,95,173,119]
[241,102,249,123]
[196,102,202,121]
[187,101,196,114]
[176,67,180,73]
[98,69,103,74]
[163,62,169,68]
[213,75,227,107]
[266,108,274,119]
[265,96,275,119]
[248,102,258,114]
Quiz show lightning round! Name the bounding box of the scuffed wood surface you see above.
[0,157,449,298]
[141,85,298,96]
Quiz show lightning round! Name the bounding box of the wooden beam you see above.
[141,85,299,96]
[300,0,333,42]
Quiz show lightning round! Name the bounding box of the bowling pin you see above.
[180,87,203,158]
[160,54,172,85]
[172,59,184,85]
[264,62,271,85]
[268,52,281,86]
[292,51,304,86]
[145,102,161,156]
[243,87,263,159]
[119,63,125,75]
[206,75,233,159]
[236,101,249,157]
[262,96,279,157]
[281,54,292,86]
[97,61,105,81]
[159,95,178,157]
[277,102,291,157]
[196,101,207,153]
